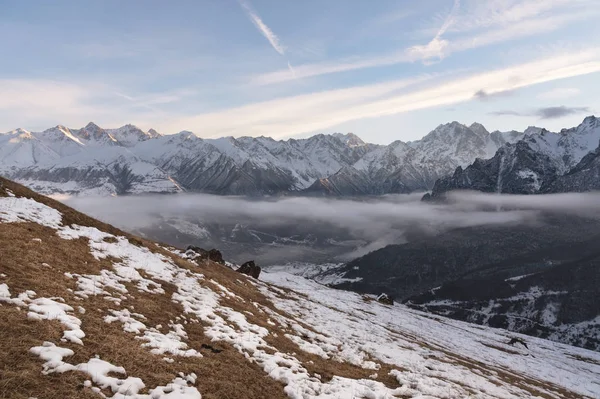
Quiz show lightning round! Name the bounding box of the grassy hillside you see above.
[1,176,599,399]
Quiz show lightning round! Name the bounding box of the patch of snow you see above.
[505,273,536,282]
[517,169,541,190]
[30,342,202,398]
[104,309,147,334]
[0,196,62,228]
[27,297,85,345]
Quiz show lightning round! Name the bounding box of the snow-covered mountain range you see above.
[427,116,600,199]
[0,121,523,196]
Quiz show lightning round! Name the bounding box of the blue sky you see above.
[1,0,600,143]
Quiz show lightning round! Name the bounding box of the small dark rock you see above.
[507,337,528,349]
[377,293,394,305]
[206,248,224,264]
[186,245,225,265]
[201,343,223,353]
[237,260,261,279]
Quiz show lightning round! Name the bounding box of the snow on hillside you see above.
[1,178,599,399]
[261,272,600,398]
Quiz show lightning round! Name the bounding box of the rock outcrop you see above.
[237,260,261,279]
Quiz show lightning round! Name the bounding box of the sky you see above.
[1,0,600,144]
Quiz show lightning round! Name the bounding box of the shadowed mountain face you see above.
[0,121,521,196]
[542,144,600,193]
[427,116,600,200]
[320,213,600,351]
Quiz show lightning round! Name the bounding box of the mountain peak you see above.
[55,125,70,132]
[582,115,597,124]
[5,127,30,136]
[77,122,118,144]
[84,121,102,130]
[424,121,470,140]
[331,132,365,147]
[469,122,489,138]
[148,128,161,138]
[524,126,545,136]
[580,115,599,130]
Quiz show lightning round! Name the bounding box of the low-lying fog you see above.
[64,191,600,266]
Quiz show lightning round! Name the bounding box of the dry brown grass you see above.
[567,354,600,366]
[0,177,590,399]
[0,178,403,398]
[479,341,523,355]
[0,215,287,398]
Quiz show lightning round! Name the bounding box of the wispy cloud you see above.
[287,62,296,77]
[490,105,591,119]
[251,1,597,85]
[0,79,104,130]
[448,0,586,33]
[251,52,409,85]
[489,110,524,117]
[473,88,514,101]
[238,0,285,55]
[407,0,460,63]
[113,89,197,114]
[536,106,590,119]
[156,50,600,138]
[0,79,169,132]
[537,87,581,100]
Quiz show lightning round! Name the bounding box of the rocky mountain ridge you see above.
[0,120,523,196]
[427,116,600,199]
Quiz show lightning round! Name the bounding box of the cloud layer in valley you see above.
[64,191,600,264]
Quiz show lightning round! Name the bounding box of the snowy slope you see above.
[261,271,600,398]
[1,177,599,398]
[0,129,60,168]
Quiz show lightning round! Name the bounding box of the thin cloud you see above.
[448,0,590,33]
[239,0,285,55]
[537,87,581,100]
[490,105,590,119]
[287,61,296,78]
[407,0,460,63]
[251,52,409,85]
[473,89,514,101]
[536,106,590,119]
[156,50,600,138]
[251,3,597,85]
[489,110,525,117]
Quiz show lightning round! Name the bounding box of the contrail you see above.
[239,0,286,55]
